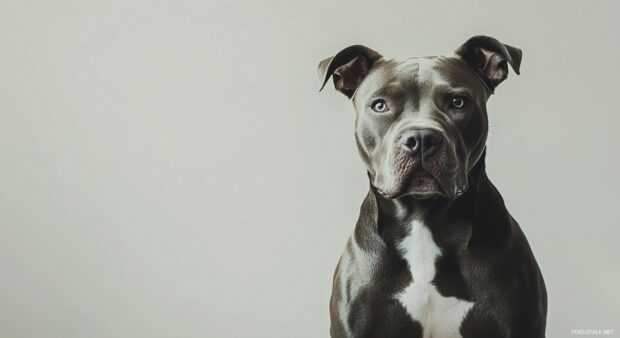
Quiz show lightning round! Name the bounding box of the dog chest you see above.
[394,220,474,338]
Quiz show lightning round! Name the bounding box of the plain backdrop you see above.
[1,0,619,337]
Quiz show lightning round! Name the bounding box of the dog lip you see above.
[404,168,450,197]
[374,186,397,199]
[375,187,387,197]
[381,149,463,200]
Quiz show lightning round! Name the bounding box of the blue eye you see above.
[451,95,467,108]
[371,99,389,112]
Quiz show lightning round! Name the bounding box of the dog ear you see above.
[318,45,382,98]
[455,36,522,92]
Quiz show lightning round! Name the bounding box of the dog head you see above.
[318,36,521,199]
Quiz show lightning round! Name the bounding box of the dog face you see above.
[318,36,521,199]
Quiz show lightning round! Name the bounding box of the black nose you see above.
[400,129,443,156]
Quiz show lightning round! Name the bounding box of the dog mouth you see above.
[374,147,467,200]
[377,169,447,199]
[406,170,446,198]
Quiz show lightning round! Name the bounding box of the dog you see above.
[318,35,547,338]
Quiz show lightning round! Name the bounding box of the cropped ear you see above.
[455,35,522,92]
[318,45,382,98]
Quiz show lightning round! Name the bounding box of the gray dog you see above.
[318,35,547,338]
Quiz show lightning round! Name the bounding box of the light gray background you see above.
[1,0,618,337]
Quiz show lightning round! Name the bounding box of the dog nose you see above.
[400,129,442,155]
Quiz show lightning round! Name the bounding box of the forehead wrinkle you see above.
[412,59,444,99]
[389,60,422,110]
[433,83,474,98]
[393,59,420,82]
[353,59,400,104]
[370,82,404,98]
[431,57,489,95]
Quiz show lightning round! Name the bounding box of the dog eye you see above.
[451,95,467,108]
[371,99,389,113]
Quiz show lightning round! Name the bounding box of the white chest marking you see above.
[395,220,474,338]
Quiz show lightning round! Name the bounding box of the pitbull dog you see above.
[318,36,547,338]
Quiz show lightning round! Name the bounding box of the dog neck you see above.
[359,151,513,253]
